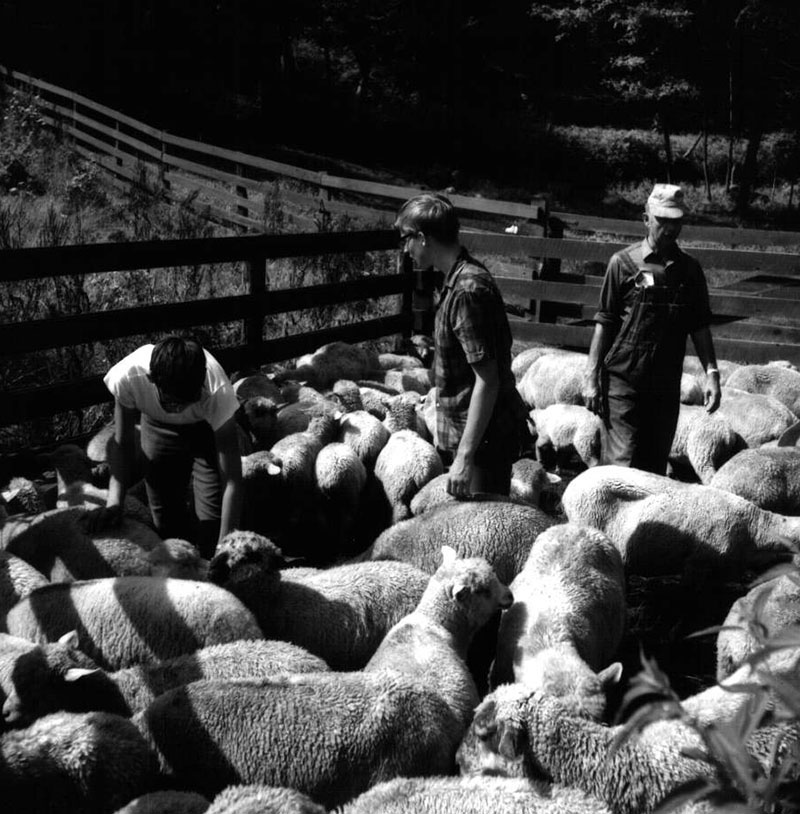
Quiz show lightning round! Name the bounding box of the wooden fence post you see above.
[235,162,249,232]
[536,210,565,324]
[245,253,266,361]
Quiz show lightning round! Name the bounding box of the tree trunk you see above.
[702,125,711,203]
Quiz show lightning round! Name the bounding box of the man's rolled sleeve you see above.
[452,289,495,364]
[593,256,624,328]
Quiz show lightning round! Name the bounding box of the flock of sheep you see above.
[1,338,800,813]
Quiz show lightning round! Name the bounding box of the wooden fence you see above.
[3,67,800,437]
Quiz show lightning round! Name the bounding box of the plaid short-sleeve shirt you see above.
[433,249,528,454]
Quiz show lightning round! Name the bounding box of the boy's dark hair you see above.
[394,193,460,244]
[149,335,206,400]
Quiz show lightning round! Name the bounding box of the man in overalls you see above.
[582,184,721,474]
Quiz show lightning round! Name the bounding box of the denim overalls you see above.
[602,248,691,474]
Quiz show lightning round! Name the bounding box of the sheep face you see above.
[208,530,283,590]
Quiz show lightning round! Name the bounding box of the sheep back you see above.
[709,447,800,514]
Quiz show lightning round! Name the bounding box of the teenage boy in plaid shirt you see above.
[395,194,529,497]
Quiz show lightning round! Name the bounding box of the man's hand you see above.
[447,452,475,499]
[79,505,123,535]
[704,372,721,413]
[582,372,603,417]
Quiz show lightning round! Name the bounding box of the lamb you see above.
[531,405,604,470]
[365,546,513,729]
[364,500,557,585]
[0,549,48,622]
[382,390,429,434]
[511,346,578,383]
[517,351,587,409]
[313,441,367,552]
[341,775,612,814]
[0,630,117,728]
[133,671,463,808]
[409,473,524,515]
[709,446,800,513]
[715,572,800,681]
[457,683,797,814]
[338,407,391,469]
[490,524,625,720]
[561,465,799,579]
[209,530,431,670]
[1,710,159,814]
[5,577,264,671]
[113,790,210,814]
[714,387,797,447]
[204,785,324,814]
[379,366,434,395]
[726,363,800,417]
[374,428,444,523]
[274,341,380,391]
[510,458,561,507]
[669,404,745,484]
[1,506,206,583]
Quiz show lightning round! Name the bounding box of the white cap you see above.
[647,184,687,218]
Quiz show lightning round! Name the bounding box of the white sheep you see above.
[714,387,797,447]
[209,530,431,670]
[490,524,625,720]
[314,441,367,552]
[376,352,425,370]
[1,710,159,814]
[510,458,561,506]
[374,428,444,523]
[379,367,434,395]
[364,500,557,585]
[5,576,264,670]
[96,639,330,717]
[669,404,745,484]
[133,671,463,808]
[338,408,391,470]
[562,465,798,579]
[709,447,800,513]
[2,506,206,583]
[532,405,604,470]
[365,546,513,729]
[683,356,741,386]
[204,784,324,814]
[274,341,380,391]
[517,352,587,409]
[457,683,795,814]
[511,345,576,383]
[409,473,524,515]
[679,372,704,405]
[0,549,48,623]
[341,775,612,814]
[726,363,800,417]
[715,572,800,681]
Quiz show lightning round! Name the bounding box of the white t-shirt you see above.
[104,344,239,431]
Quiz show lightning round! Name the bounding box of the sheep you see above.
[365,546,513,729]
[714,387,797,447]
[338,407,391,469]
[561,465,799,579]
[709,447,800,514]
[378,367,434,396]
[0,630,121,728]
[377,352,425,370]
[204,785,324,814]
[517,352,587,409]
[209,530,431,670]
[511,346,576,383]
[679,372,704,405]
[490,524,625,719]
[407,333,435,367]
[0,549,48,622]
[341,775,613,814]
[97,639,330,717]
[1,506,206,583]
[113,791,210,814]
[726,363,800,417]
[133,671,463,808]
[364,501,557,586]
[382,390,429,434]
[5,577,264,671]
[669,404,746,484]
[409,473,524,515]
[683,356,741,386]
[531,405,604,470]
[273,342,380,391]
[510,458,561,507]
[1,475,48,515]
[1,710,159,814]
[313,441,367,551]
[456,683,798,814]
[357,382,400,419]
[715,572,800,681]
[374,428,444,523]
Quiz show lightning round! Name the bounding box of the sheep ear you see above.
[441,545,457,566]
[450,582,470,604]
[267,460,282,476]
[64,668,101,682]
[58,630,81,649]
[546,472,562,484]
[597,662,624,688]
[497,720,524,760]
